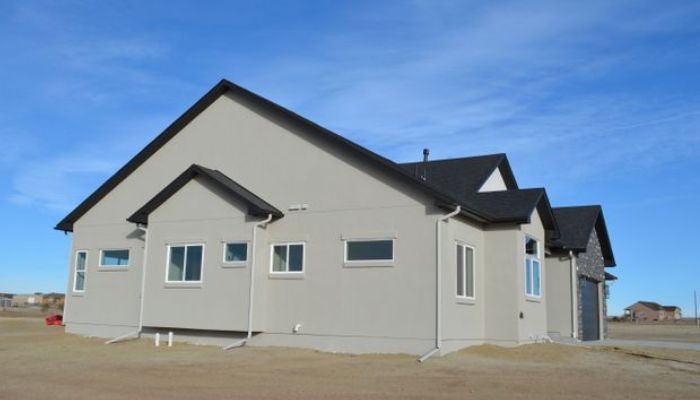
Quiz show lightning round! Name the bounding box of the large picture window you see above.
[345,239,394,263]
[524,236,541,297]
[167,244,204,282]
[456,244,475,299]
[270,243,305,273]
[73,251,88,292]
[100,249,130,267]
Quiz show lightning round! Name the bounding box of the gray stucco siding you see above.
[64,93,444,351]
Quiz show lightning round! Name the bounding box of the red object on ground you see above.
[45,314,63,326]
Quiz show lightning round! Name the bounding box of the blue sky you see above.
[0,1,698,316]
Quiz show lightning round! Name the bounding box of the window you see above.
[456,244,475,299]
[223,242,248,264]
[73,251,87,292]
[100,249,130,267]
[524,236,541,297]
[270,243,304,273]
[345,239,393,262]
[167,244,204,282]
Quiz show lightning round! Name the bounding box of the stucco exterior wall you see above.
[64,93,443,354]
[478,168,508,192]
[517,209,548,341]
[545,254,574,338]
[441,216,486,350]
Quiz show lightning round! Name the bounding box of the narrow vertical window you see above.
[73,251,88,292]
[456,243,475,299]
[524,236,541,297]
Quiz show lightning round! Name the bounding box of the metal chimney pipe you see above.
[423,148,430,162]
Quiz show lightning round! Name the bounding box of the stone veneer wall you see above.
[576,229,606,338]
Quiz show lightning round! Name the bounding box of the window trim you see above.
[98,248,131,268]
[222,241,249,267]
[165,243,205,283]
[269,242,306,274]
[343,238,395,266]
[456,242,476,301]
[73,250,88,293]
[524,235,541,298]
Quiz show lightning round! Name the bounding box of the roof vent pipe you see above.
[420,148,430,181]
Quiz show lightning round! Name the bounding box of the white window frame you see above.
[269,242,305,274]
[343,238,394,265]
[456,242,476,300]
[98,248,130,268]
[73,250,88,293]
[222,241,249,266]
[524,236,541,298]
[165,243,205,283]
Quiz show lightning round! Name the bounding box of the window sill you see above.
[97,267,129,272]
[268,273,305,280]
[222,263,248,269]
[164,282,203,289]
[343,261,394,268]
[525,296,542,303]
[456,298,476,305]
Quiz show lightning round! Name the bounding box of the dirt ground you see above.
[608,320,700,343]
[1,318,699,400]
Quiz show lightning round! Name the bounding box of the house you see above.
[55,79,616,357]
[625,302,681,321]
[545,206,616,341]
[11,293,43,307]
[0,293,11,309]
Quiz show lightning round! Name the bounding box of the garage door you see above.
[580,277,599,341]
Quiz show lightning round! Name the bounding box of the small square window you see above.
[224,242,248,264]
[525,237,538,257]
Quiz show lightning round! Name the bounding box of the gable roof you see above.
[398,155,558,234]
[398,154,518,198]
[56,79,494,232]
[549,205,615,267]
[127,164,283,225]
[627,301,662,311]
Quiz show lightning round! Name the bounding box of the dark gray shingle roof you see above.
[398,154,517,198]
[128,164,283,225]
[550,205,615,267]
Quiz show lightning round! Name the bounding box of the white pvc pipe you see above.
[155,332,160,347]
[168,331,173,347]
[419,205,461,362]
[569,251,578,339]
[224,214,273,350]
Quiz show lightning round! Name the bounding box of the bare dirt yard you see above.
[2,317,699,400]
[608,320,700,343]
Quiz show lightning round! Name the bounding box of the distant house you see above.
[625,301,681,321]
[0,293,11,309]
[11,293,43,307]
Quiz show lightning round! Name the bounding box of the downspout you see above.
[224,213,273,350]
[106,224,149,344]
[569,250,578,340]
[418,205,461,362]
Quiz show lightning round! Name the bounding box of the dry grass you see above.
[608,321,700,343]
[1,317,699,399]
